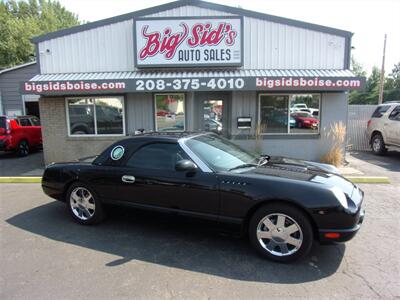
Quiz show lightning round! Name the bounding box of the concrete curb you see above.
[345,176,391,184]
[0,177,42,183]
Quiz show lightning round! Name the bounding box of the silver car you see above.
[367,101,400,155]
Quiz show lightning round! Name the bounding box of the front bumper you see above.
[318,208,365,243]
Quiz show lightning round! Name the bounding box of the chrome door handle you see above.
[122,175,135,183]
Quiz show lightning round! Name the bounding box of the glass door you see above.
[203,99,224,134]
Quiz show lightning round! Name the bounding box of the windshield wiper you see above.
[228,163,258,171]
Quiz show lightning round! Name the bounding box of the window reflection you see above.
[155,94,185,132]
[203,100,223,133]
[67,97,124,135]
[259,94,320,134]
[259,95,289,133]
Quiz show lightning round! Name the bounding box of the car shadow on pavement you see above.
[350,151,400,173]
[6,201,345,284]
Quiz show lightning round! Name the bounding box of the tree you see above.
[384,62,400,101]
[349,57,400,104]
[0,0,80,68]
[349,57,369,104]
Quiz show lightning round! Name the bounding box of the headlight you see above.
[331,186,348,209]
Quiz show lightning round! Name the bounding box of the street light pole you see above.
[378,34,387,104]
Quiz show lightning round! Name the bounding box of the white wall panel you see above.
[38,5,346,73]
[39,20,134,73]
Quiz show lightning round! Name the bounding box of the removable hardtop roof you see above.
[93,131,211,166]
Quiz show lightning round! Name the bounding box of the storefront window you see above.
[67,96,124,136]
[155,94,185,132]
[259,94,320,134]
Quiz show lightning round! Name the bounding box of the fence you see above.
[346,105,377,151]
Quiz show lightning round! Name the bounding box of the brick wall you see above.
[39,97,123,164]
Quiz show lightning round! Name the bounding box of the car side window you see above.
[30,117,41,126]
[18,118,32,126]
[126,143,189,171]
[388,106,400,121]
[371,105,390,118]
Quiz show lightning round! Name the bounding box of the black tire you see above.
[371,133,387,155]
[248,203,313,262]
[65,182,105,225]
[16,140,29,157]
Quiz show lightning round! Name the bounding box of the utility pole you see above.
[378,34,387,104]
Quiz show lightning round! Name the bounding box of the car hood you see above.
[241,156,356,197]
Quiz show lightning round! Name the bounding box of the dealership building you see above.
[22,0,365,164]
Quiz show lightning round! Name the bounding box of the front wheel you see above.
[248,204,313,262]
[66,182,105,225]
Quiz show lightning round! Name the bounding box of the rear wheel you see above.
[371,133,387,155]
[16,140,29,156]
[66,182,105,225]
[249,204,313,262]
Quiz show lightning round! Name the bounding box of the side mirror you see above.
[175,159,197,172]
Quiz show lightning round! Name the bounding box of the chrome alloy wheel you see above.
[69,187,95,221]
[256,213,303,257]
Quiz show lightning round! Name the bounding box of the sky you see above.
[58,0,400,75]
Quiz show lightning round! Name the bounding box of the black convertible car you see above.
[42,132,365,262]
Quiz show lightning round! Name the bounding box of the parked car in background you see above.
[204,118,223,133]
[291,104,319,116]
[290,103,308,112]
[42,132,365,262]
[69,104,123,135]
[0,115,42,156]
[291,112,319,129]
[289,116,296,128]
[367,101,400,155]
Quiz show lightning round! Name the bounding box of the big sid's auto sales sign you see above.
[134,17,243,68]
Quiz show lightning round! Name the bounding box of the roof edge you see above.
[0,61,37,75]
[31,0,188,43]
[194,0,352,37]
[31,0,352,44]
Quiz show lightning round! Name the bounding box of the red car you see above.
[0,115,42,156]
[291,112,319,129]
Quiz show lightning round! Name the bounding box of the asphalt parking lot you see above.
[1,153,399,299]
[0,150,44,177]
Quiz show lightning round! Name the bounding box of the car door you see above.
[29,116,42,145]
[113,142,220,216]
[17,118,35,144]
[387,105,400,145]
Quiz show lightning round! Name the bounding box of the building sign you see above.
[21,76,366,95]
[134,17,243,68]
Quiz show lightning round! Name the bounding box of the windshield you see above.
[184,134,259,172]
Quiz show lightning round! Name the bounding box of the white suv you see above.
[367,101,400,155]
